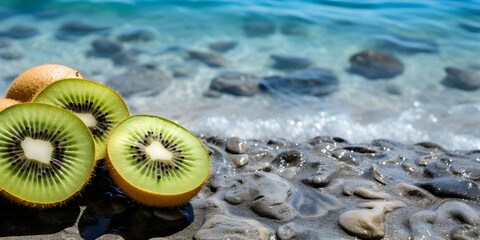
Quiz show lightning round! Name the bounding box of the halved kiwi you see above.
[0,103,95,207]
[34,78,130,161]
[106,115,211,207]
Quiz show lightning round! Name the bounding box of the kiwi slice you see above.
[0,103,95,207]
[34,78,130,161]
[106,115,211,207]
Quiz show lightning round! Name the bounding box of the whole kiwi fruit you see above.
[106,115,211,207]
[5,64,83,102]
[0,103,95,207]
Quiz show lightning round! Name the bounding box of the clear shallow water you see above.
[0,0,479,150]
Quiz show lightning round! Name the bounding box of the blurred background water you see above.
[0,0,479,150]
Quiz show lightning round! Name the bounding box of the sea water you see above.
[0,0,479,150]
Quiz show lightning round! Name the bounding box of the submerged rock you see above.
[106,64,171,97]
[260,68,339,96]
[117,28,155,42]
[208,40,237,52]
[349,50,404,79]
[56,21,110,40]
[442,67,480,91]
[188,50,228,67]
[0,49,22,60]
[280,23,309,36]
[415,177,480,200]
[0,25,39,39]
[270,54,313,71]
[243,17,276,37]
[90,38,123,56]
[209,71,260,96]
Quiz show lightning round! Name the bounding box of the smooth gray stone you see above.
[0,50,22,60]
[270,54,312,71]
[208,40,237,52]
[209,71,260,96]
[194,214,274,240]
[260,68,339,96]
[277,223,321,240]
[111,49,139,66]
[57,21,110,40]
[416,177,480,200]
[226,137,249,154]
[243,17,275,37]
[91,38,123,56]
[106,64,171,97]
[188,50,228,67]
[349,50,404,79]
[442,67,480,91]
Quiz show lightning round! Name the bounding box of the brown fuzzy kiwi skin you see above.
[5,64,83,102]
[0,98,20,111]
[106,115,211,207]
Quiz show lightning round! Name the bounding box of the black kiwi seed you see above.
[63,101,110,138]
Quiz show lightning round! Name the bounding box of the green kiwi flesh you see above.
[34,78,130,160]
[0,103,95,207]
[107,115,211,204]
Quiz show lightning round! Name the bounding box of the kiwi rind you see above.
[106,115,211,207]
[5,64,82,103]
[34,78,130,161]
[0,103,95,208]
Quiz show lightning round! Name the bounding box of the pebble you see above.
[169,63,196,78]
[224,172,296,221]
[0,25,39,39]
[194,214,274,240]
[208,40,237,52]
[111,49,140,66]
[349,50,404,79]
[442,67,480,91]
[106,64,172,97]
[273,150,303,167]
[117,28,155,42]
[229,154,249,168]
[277,223,321,240]
[226,137,249,154]
[243,16,276,37]
[0,50,22,60]
[187,50,228,67]
[415,177,480,200]
[270,54,313,71]
[209,71,260,96]
[260,68,339,96]
[338,200,406,239]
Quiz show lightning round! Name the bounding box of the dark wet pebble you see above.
[270,54,313,71]
[280,23,309,36]
[209,71,260,96]
[260,68,339,96]
[374,34,439,54]
[169,63,196,78]
[0,197,80,237]
[273,150,303,166]
[424,157,452,178]
[117,29,155,42]
[243,17,276,37]
[343,146,377,154]
[0,49,23,60]
[331,149,366,166]
[451,159,480,180]
[416,177,480,200]
[226,137,249,154]
[106,64,172,97]
[0,25,39,39]
[302,166,337,188]
[441,67,480,91]
[349,50,404,79]
[277,222,322,240]
[188,50,228,67]
[208,40,238,52]
[57,21,110,40]
[91,38,123,56]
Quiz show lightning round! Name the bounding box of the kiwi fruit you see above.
[0,98,20,111]
[0,103,95,207]
[6,64,83,103]
[106,115,211,207]
[34,78,130,161]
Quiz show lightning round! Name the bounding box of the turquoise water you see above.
[0,0,479,150]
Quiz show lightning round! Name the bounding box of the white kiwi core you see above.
[145,141,172,161]
[74,113,97,128]
[21,137,53,164]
